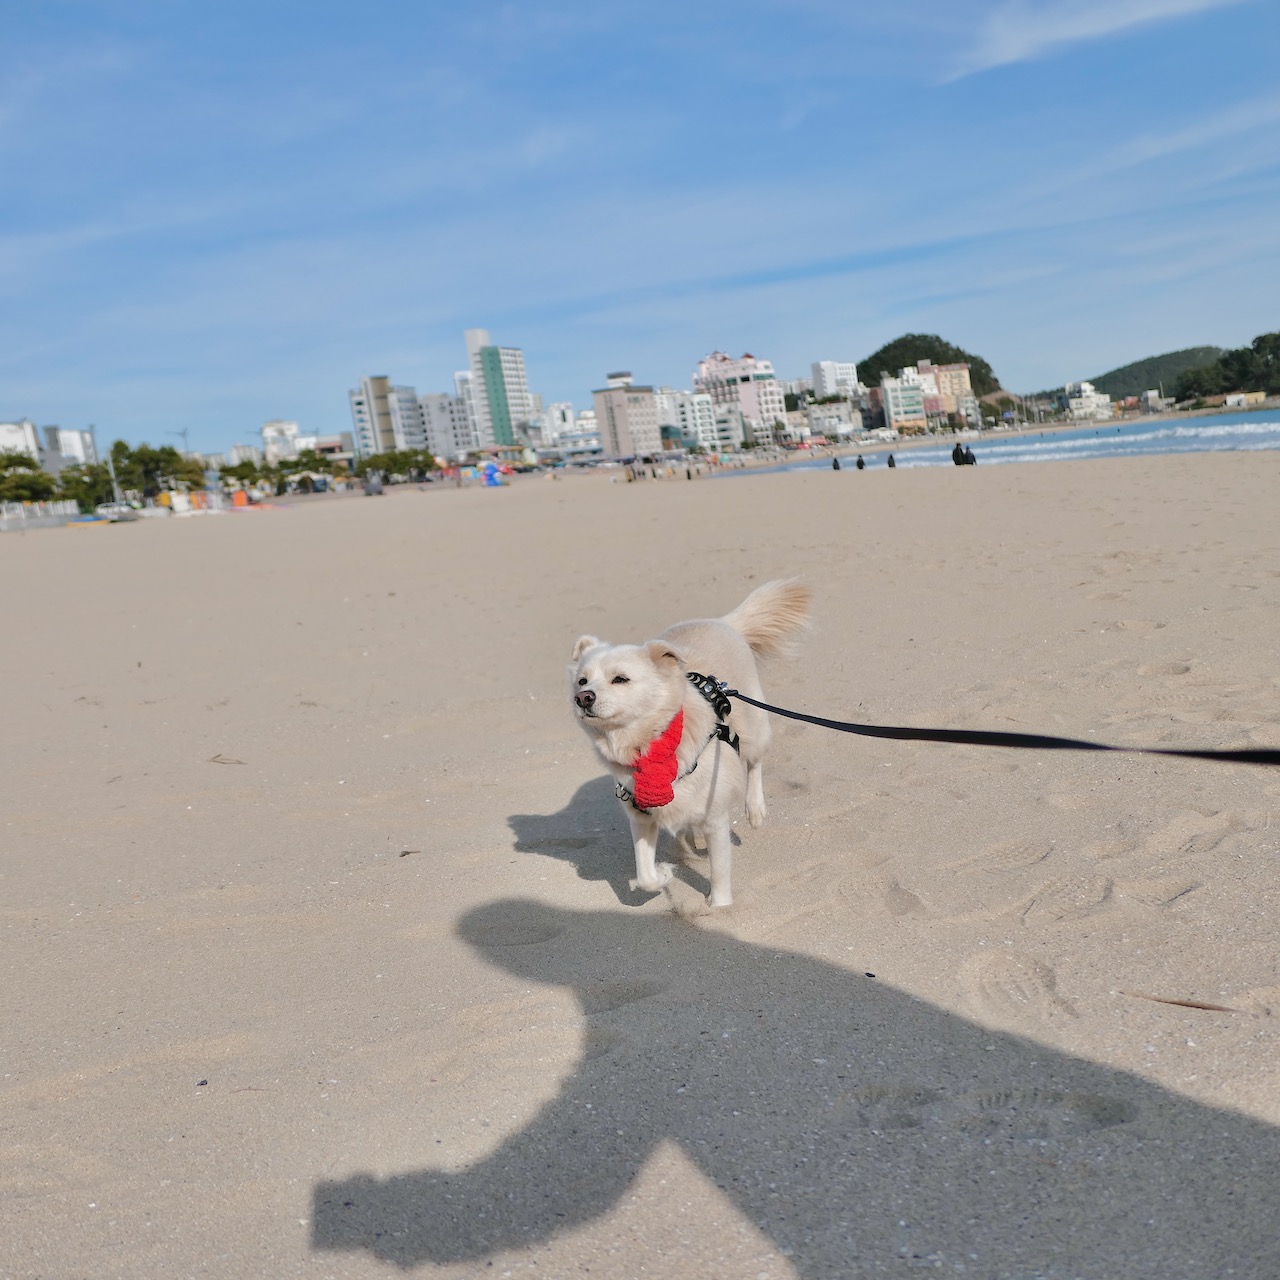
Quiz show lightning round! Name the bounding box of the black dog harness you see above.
[615,671,741,812]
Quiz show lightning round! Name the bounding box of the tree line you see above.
[1173,331,1280,401]
[0,441,440,511]
[0,441,206,507]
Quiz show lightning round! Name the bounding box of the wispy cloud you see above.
[950,0,1250,78]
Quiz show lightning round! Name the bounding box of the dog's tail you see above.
[721,578,812,658]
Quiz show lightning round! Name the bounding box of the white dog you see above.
[568,580,810,907]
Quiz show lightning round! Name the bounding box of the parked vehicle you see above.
[94,502,139,522]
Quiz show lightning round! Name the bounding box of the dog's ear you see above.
[645,640,684,669]
[571,635,601,661]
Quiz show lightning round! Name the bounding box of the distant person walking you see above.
[855,455,865,470]
[887,453,896,468]
[952,442,965,466]
[832,457,841,471]
[963,446,976,465]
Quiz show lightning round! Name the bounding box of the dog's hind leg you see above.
[705,821,734,908]
[745,760,767,828]
[627,810,673,894]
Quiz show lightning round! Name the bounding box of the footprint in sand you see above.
[1017,875,1114,926]
[1148,810,1240,858]
[1081,837,1139,862]
[941,841,1053,876]
[834,1084,1135,1138]
[843,1085,943,1129]
[880,878,931,917]
[959,951,1078,1024]
[950,1088,1135,1138]
[1136,661,1192,677]
[580,980,665,1014]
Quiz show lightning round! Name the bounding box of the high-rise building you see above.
[592,372,662,458]
[694,352,787,446]
[421,394,475,461]
[0,419,44,462]
[542,402,575,444]
[880,375,928,434]
[654,387,717,451]
[811,360,861,399]
[262,419,303,463]
[386,384,428,451]
[347,377,400,458]
[464,328,535,448]
[41,425,98,473]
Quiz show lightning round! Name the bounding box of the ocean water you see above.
[740,410,1280,473]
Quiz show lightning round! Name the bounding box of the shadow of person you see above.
[313,900,1280,1276]
[508,777,729,906]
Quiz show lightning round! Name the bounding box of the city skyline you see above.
[3,0,1279,455]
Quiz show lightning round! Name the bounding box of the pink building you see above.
[693,352,788,446]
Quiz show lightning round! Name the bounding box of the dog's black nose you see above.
[575,689,595,709]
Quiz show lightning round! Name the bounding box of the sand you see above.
[4,453,1280,1279]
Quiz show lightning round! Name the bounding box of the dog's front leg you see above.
[705,821,734,908]
[627,809,672,894]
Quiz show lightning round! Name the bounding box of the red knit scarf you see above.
[630,708,684,809]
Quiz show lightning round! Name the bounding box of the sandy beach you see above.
[5,451,1280,1279]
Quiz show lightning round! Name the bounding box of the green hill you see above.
[1089,347,1223,400]
[855,334,1000,397]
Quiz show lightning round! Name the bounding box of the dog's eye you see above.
[577,677,588,686]
[611,675,630,684]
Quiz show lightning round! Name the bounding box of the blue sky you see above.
[2,0,1278,454]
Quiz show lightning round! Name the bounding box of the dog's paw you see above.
[631,864,675,894]
[746,800,767,828]
[707,890,734,908]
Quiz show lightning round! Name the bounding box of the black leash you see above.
[718,686,1280,768]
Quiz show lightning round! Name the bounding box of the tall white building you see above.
[654,388,717,451]
[347,377,401,458]
[541,402,575,443]
[0,419,43,461]
[464,328,535,448]
[713,405,748,451]
[694,352,787,446]
[229,443,264,465]
[262,419,303,463]
[386,385,428,451]
[880,376,928,434]
[592,372,663,458]
[811,360,861,399]
[39,426,99,473]
[422,394,475,461]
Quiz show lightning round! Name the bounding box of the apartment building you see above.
[464,328,535,448]
[592,373,663,458]
[694,351,786,446]
[419,394,473,461]
[811,360,861,399]
[880,375,928,434]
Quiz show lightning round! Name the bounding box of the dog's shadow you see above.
[508,776,738,906]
